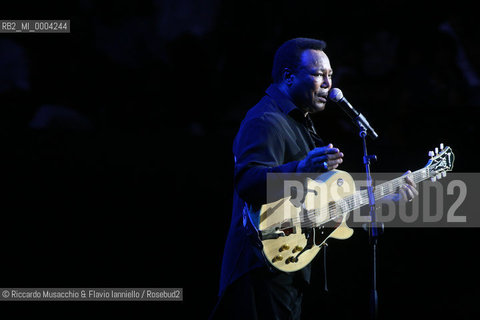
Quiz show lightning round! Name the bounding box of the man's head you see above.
[272,38,333,113]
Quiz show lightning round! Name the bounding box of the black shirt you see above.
[218,84,324,297]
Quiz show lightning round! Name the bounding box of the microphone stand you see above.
[356,119,383,320]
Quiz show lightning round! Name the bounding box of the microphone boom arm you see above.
[330,89,379,140]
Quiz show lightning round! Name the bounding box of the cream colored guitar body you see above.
[259,170,355,272]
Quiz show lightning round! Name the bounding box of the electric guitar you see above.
[248,144,454,272]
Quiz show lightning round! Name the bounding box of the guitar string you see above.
[264,148,451,231]
[272,168,431,230]
[279,176,417,229]
[298,169,427,228]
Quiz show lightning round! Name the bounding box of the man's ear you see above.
[282,68,294,86]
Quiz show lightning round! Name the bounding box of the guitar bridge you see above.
[260,226,295,240]
[260,228,285,240]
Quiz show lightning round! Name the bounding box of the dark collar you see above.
[265,84,307,122]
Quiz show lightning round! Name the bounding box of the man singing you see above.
[212,38,417,320]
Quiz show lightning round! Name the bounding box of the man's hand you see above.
[381,170,419,203]
[297,143,344,173]
[398,170,419,202]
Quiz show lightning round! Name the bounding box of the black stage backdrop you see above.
[0,1,479,319]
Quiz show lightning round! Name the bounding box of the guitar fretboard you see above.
[336,168,431,214]
[288,146,453,229]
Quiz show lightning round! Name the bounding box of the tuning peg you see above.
[435,147,439,155]
[436,173,442,180]
[428,151,434,157]
[431,176,437,182]
[442,171,447,178]
[440,143,444,150]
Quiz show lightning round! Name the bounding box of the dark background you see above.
[0,0,479,318]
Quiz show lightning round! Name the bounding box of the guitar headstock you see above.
[425,143,455,181]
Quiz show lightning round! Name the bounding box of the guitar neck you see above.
[341,167,432,212]
[294,146,453,229]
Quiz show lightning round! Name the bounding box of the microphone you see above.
[328,88,378,139]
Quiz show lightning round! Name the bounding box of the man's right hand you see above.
[297,143,344,173]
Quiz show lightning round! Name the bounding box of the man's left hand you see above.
[397,170,419,202]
